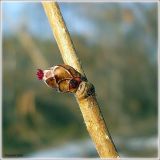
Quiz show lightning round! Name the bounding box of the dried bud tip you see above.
[36,69,44,80]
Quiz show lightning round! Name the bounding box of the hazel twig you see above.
[42,1,119,158]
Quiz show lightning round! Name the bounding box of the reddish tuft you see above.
[36,69,44,80]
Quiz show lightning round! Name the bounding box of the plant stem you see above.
[42,1,119,158]
[42,2,84,76]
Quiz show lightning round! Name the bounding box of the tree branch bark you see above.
[42,1,119,158]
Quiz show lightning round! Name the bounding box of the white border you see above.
[0,0,2,159]
[158,1,160,160]
[0,0,159,2]
[1,0,159,160]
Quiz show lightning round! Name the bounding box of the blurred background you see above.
[2,2,158,158]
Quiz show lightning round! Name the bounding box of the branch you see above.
[18,30,48,68]
[42,1,119,158]
[42,2,84,76]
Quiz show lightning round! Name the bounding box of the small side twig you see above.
[42,1,119,158]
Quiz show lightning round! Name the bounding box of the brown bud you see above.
[40,64,86,93]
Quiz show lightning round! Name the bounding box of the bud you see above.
[37,64,86,93]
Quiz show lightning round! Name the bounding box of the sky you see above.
[2,1,157,58]
[2,2,95,40]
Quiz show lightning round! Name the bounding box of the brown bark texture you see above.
[42,2,119,158]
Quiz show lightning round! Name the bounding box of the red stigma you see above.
[36,69,44,80]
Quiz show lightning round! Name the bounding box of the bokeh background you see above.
[2,2,158,158]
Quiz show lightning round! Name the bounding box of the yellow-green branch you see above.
[42,1,119,158]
